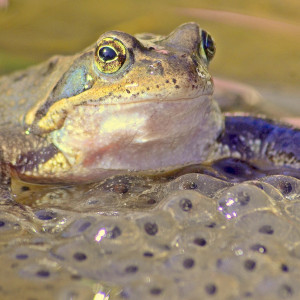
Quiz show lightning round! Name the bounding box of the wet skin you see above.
[0,23,299,200]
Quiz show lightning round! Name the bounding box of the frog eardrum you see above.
[95,37,127,73]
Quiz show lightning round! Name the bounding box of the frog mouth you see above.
[81,93,213,106]
[28,92,213,135]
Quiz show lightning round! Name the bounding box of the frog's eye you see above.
[99,47,117,61]
[95,37,126,73]
[200,30,215,63]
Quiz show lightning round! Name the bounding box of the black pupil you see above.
[201,31,215,60]
[99,46,117,62]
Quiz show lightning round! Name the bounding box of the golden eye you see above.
[95,37,126,73]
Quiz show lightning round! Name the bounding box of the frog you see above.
[0,22,299,202]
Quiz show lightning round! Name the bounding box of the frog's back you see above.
[0,55,72,126]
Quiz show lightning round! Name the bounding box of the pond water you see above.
[0,1,299,299]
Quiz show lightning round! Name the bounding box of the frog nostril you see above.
[147,61,164,76]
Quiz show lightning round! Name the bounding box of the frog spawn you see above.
[0,172,300,299]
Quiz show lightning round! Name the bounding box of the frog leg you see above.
[0,158,30,214]
[0,159,13,203]
[215,114,300,169]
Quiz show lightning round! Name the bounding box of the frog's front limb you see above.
[0,152,13,202]
[215,115,300,169]
[0,125,57,200]
[0,155,35,214]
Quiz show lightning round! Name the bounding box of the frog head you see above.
[24,23,223,181]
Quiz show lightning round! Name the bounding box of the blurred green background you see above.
[0,0,299,114]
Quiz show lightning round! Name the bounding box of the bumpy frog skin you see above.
[0,23,299,199]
